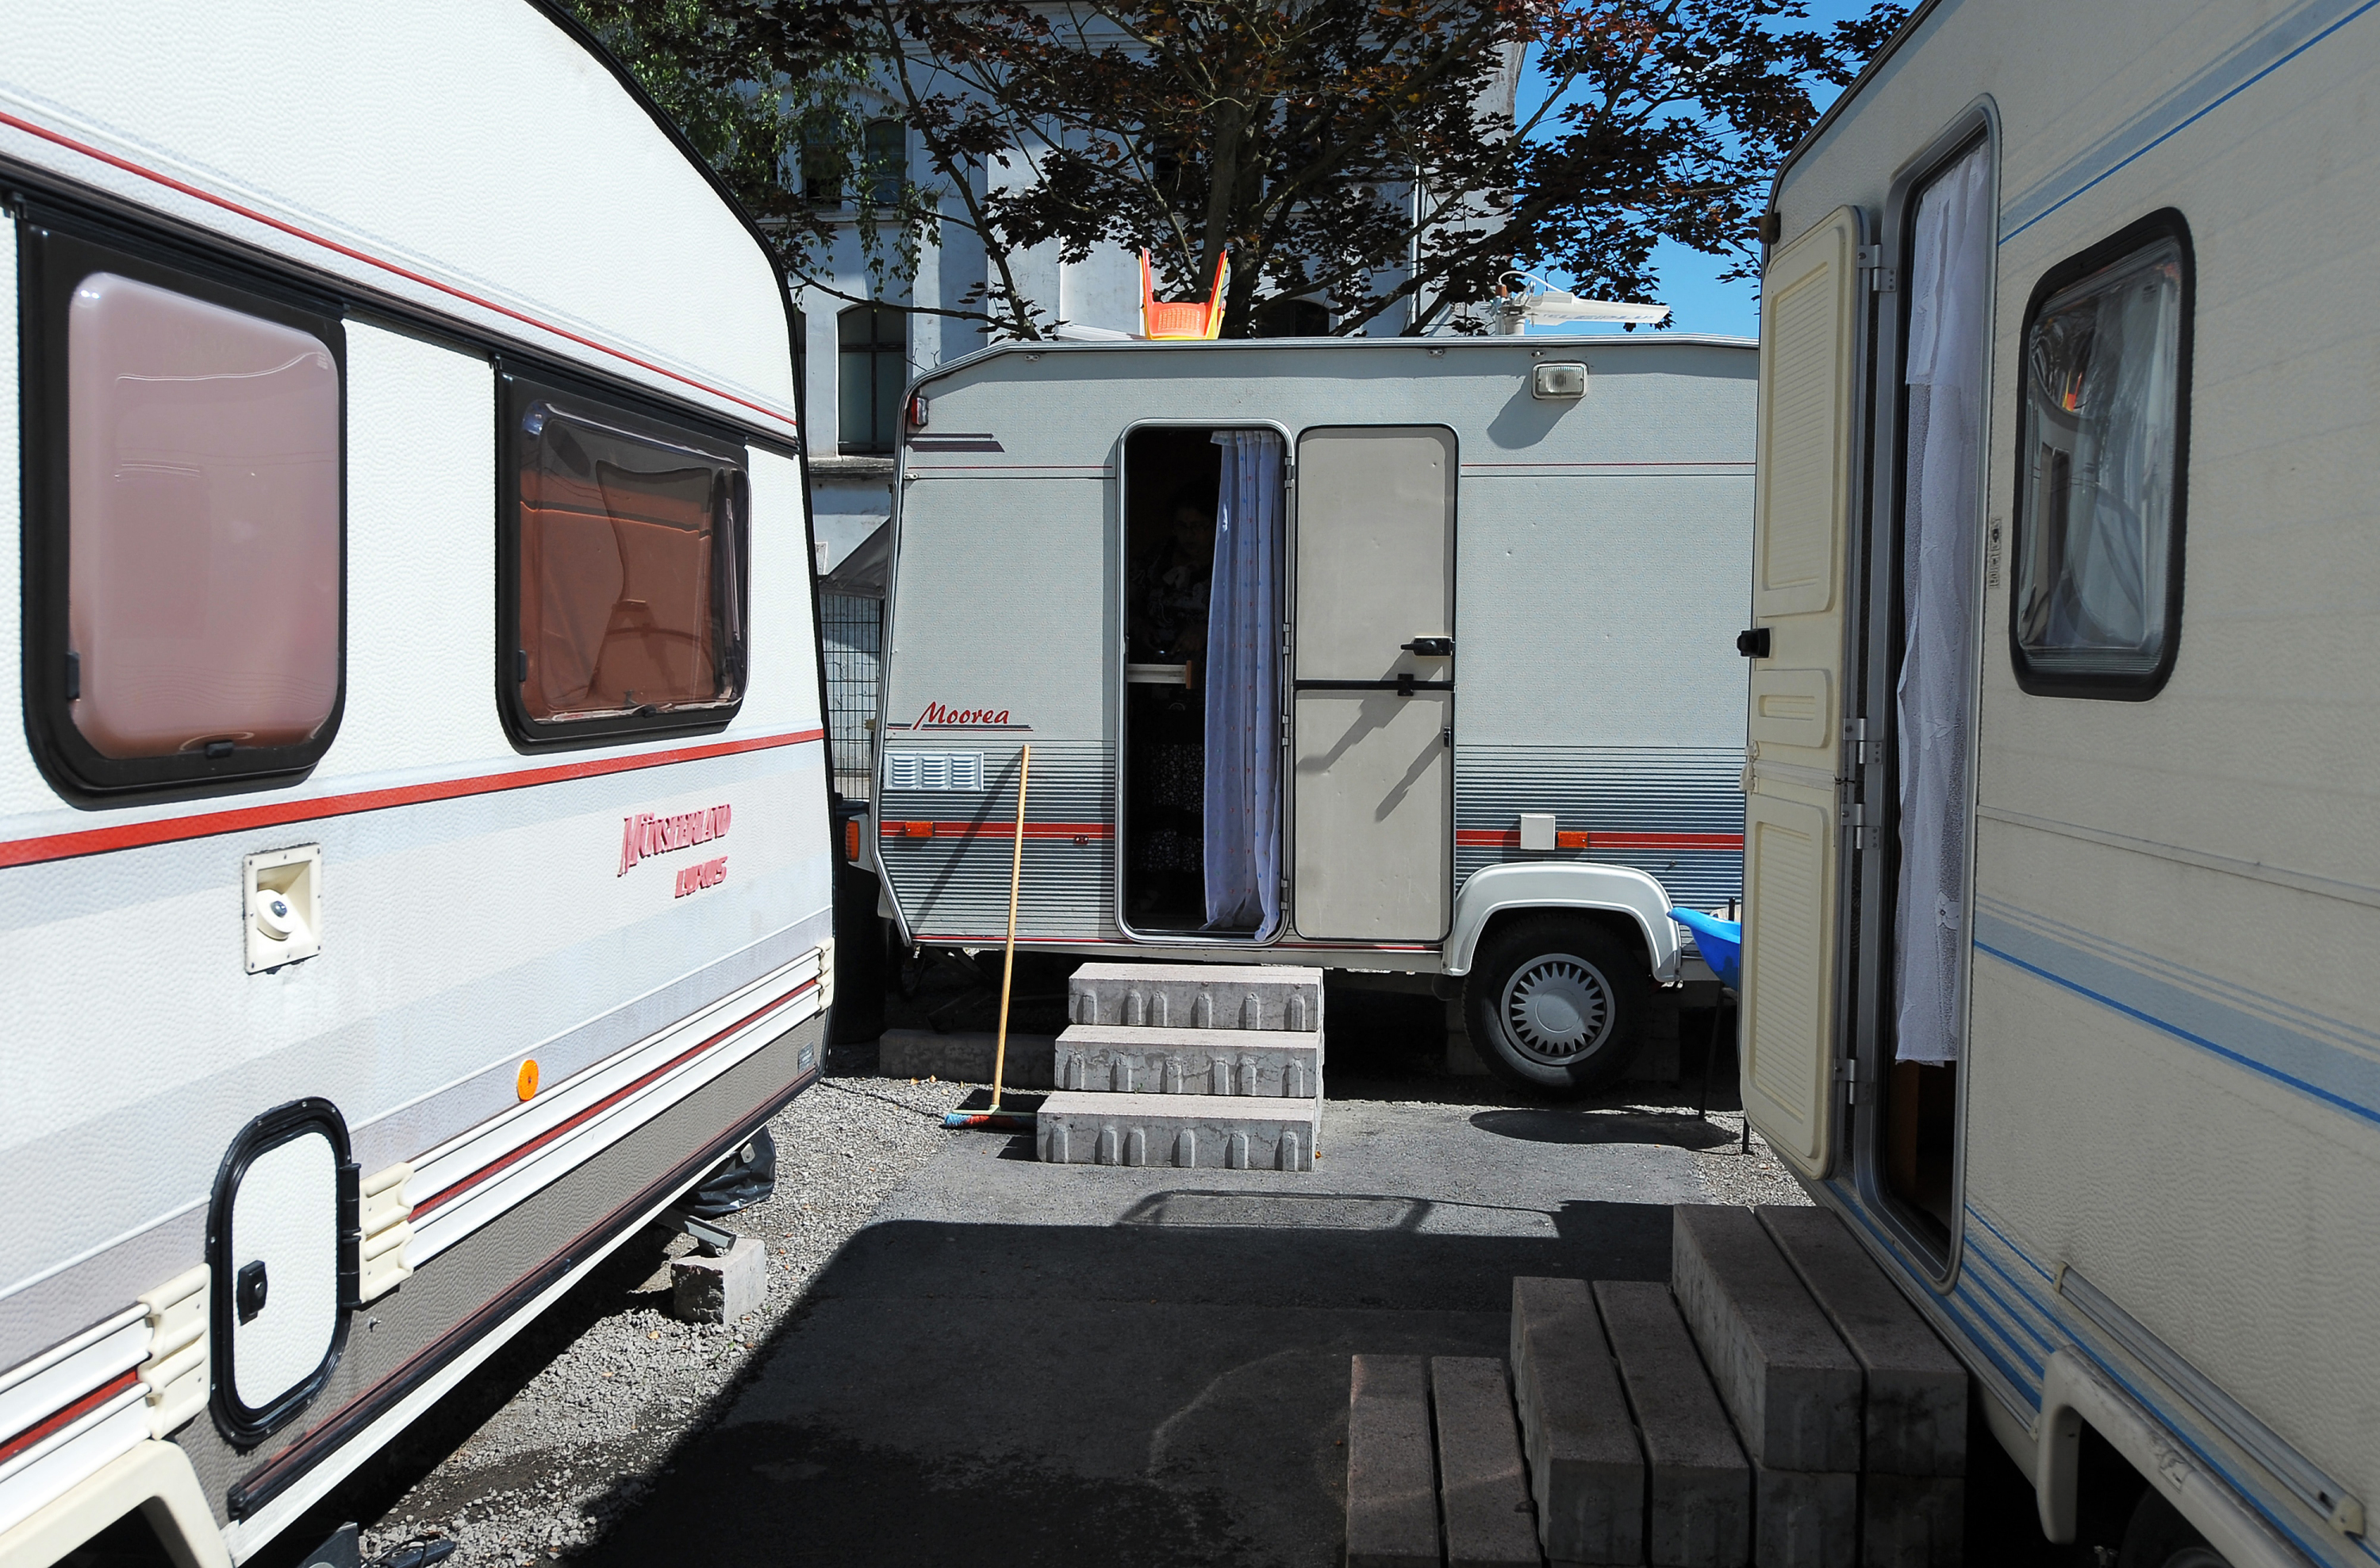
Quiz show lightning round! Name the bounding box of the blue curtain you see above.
[1203,431,1284,934]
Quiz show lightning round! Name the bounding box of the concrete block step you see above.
[1593,1280,1751,1568]
[1671,1205,1862,1473]
[1345,1355,1441,1568]
[1758,1206,1966,1478]
[1068,961,1322,1032]
[1508,1277,1643,1566]
[1035,1091,1318,1170]
[1752,1458,1857,1568]
[1864,1473,1964,1567]
[1054,1023,1321,1097]
[1431,1357,1542,1568]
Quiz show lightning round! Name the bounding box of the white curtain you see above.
[1894,144,1993,1065]
[1203,431,1284,934]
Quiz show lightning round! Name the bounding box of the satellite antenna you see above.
[1491,270,1670,334]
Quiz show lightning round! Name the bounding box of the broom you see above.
[942,743,1038,1132]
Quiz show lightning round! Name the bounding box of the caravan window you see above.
[500,377,749,745]
[21,223,345,800]
[2012,213,2191,697]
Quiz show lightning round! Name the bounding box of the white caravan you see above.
[1737,2,2380,1565]
[870,336,1752,1093]
[0,6,832,1562]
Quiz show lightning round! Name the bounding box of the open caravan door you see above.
[1741,209,1865,1179]
[1290,427,1457,941]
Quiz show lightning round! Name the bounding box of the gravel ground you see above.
[332,1071,969,1567]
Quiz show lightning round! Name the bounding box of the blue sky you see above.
[1518,0,1881,340]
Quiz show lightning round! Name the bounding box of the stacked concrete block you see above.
[1760,1206,1967,1567]
[1509,1277,1645,1566]
[1432,1357,1544,1568]
[1038,964,1325,1170]
[1594,1280,1752,1566]
[1672,1206,1862,1568]
[1053,1023,1320,1098]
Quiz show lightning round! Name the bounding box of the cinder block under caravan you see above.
[0,4,832,1562]
[871,335,1755,1095]
[1735,1,2380,1564]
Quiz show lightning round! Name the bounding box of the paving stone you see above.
[1431,1357,1542,1568]
[1068,962,1322,1032]
[1509,1277,1644,1566]
[1862,1474,1964,1568]
[1346,1355,1441,1568]
[670,1235,766,1324]
[1595,1280,1750,1568]
[1034,1091,1317,1170]
[1757,1206,1966,1477]
[1670,1205,1861,1473]
[1054,1023,1322,1098]
[1752,1459,1856,1568]
[877,1028,1055,1087]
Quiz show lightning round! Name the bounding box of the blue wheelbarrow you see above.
[1668,907,1741,992]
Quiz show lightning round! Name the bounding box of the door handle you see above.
[1401,637,1453,657]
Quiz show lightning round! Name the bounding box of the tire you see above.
[2119,1489,2232,1568]
[1463,915,1647,1098]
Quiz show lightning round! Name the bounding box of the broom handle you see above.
[990,744,1031,1110]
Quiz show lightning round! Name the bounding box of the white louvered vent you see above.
[889,752,985,791]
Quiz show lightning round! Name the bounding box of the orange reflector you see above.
[516,1059,541,1101]
[1555,830,1592,849]
[845,819,861,860]
[903,820,935,838]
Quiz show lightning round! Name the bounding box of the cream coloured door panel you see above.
[1292,689,1451,940]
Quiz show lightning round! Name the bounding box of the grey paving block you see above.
[1862,1474,1963,1568]
[1034,1091,1317,1171]
[1757,1206,1965,1477]
[1347,1355,1441,1568]
[1431,1357,1542,1568]
[1510,1277,1643,1566]
[1595,1280,1750,1568]
[1670,1206,1861,1473]
[1068,961,1322,1032]
[1054,1023,1322,1098]
[1752,1459,1856,1568]
[877,1029,1055,1087]
[671,1236,766,1324]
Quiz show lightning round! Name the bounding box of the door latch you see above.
[1401,637,1453,657]
[1736,627,1771,658]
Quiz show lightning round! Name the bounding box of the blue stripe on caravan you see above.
[2000,0,2380,242]
[1959,1242,2060,1359]
[1971,911,2380,1129]
[1833,1197,2044,1409]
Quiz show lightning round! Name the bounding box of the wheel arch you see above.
[1444,863,1680,982]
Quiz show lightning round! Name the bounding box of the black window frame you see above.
[495,365,753,751]
[17,206,350,806]
[836,305,906,456]
[2007,207,2194,701]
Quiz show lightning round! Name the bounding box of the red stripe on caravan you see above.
[0,729,824,871]
[1453,830,1744,851]
[879,820,1115,841]
[0,1369,139,1466]
[0,109,800,437]
[412,976,817,1218]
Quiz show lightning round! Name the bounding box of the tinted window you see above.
[838,305,904,455]
[23,220,346,801]
[502,380,748,743]
[2013,216,2190,696]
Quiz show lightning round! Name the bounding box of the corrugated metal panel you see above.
[1456,745,1745,909]
[877,740,1116,940]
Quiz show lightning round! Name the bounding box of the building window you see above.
[2011,211,2191,699]
[22,223,344,800]
[839,306,906,454]
[801,125,844,205]
[500,375,749,745]
[862,118,904,207]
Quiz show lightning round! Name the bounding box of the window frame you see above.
[494,365,753,751]
[835,305,905,456]
[2006,207,2194,701]
[17,209,350,804]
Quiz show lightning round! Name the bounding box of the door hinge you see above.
[1840,797,1876,849]
[1835,1056,1873,1104]
[1844,715,1873,770]
[1856,244,1896,293]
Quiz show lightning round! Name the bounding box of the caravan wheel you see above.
[1464,917,1645,1098]
[2118,1492,2232,1568]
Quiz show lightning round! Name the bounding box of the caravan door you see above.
[1289,426,1457,941]
[1741,208,1866,1178]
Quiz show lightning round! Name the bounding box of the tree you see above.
[574,0,1906,339]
